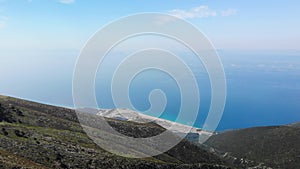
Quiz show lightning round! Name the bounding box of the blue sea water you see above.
[217,51,300,130]
[1,50,300,131]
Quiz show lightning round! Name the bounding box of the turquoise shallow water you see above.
[95,50,300,131]
[1,50,300,131]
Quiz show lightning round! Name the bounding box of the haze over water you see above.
[1,50,299,131]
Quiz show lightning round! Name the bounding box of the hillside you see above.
[0,95,230,169]
[205,125,300,169]
[96,108,213,143]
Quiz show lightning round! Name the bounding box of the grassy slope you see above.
[206,125,300,169]
[0,95,229,169]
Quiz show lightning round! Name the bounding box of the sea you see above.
[1,50,300,131]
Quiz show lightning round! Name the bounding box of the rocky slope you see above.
[0,95,230,169]
[205,125,300,169]
[96,108,213,143]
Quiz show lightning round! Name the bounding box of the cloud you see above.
[168,6,237,19]
[221,9,237,17]
[153,15,178,25]
[169,5,217,19]
[58,0,75,4]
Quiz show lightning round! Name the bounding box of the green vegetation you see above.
[206,126,300,169]
[0,96,230,169]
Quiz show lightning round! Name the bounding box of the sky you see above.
[0,0,300,51]
[0,1,300,130]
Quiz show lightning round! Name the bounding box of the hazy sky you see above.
[0,0,299,51]
[1,1,300,130]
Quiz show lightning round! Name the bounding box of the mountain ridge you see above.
[0,95,231,169]
[1,95,298,169]
[205,125,300,169]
